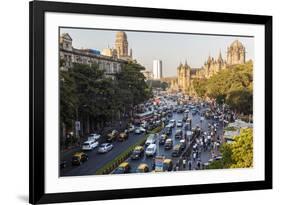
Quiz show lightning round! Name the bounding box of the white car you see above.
[145,134,156,146]
[176,120,183,127]
[145,144,157,157]
[169,119,176,127]
[82,140,99,151]
[88,133,101,141]
[128,125,135,132]
[98,143,113,153]
[135,128,141,134]
[139,127,146,133]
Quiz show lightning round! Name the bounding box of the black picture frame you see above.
[29,1,272,204]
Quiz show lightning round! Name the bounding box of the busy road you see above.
[60,92,227,176]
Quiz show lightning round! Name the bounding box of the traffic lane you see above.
[122,104,221,173]
[60,131,146,176]
[126,112,189,173]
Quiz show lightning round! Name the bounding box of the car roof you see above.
[164,159,172,163]
[119,162,129,167]
[73,152,85,157]
[147,143,156,148]
[138,163,148,169]
[173,144,181,149]
[134,146,143,150]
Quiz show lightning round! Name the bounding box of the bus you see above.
[134,111,154,124]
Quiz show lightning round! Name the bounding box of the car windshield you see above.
[72,156,79,160]
[117,167,125,171]
[83,143,90,146]
[147,148,154,151]
[133,150,141,154]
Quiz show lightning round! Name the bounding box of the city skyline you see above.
[60,28,254,77]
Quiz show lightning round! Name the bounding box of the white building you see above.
[153,60,163,79]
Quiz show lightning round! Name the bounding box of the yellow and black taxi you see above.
[159,134,168,145]
[163,159,173,171]
[71,152,88,166]
[113,162,131,174]
[131,146,144,160]
[117,131,128,141]
[137,163,149,173]
[172,144,183,157]
[106,130,119,142]
[164,138,173,150]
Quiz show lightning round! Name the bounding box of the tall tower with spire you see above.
[115,31,128,57]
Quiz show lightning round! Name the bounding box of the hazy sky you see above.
[60,28,254,77]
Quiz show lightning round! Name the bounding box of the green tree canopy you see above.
[207,128,253,169]
[192,61,253,114]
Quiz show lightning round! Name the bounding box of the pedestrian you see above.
[197,160,201,169]
[183,158,186,169]
[188,160,192,170]
[193,152,197,162]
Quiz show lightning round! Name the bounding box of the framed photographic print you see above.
[29,0,272,204]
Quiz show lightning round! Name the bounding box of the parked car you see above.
[88,133,101,141]
[159,134,168,145]
[106,130,119,142]
[145,144,157,157]
[145,134,156,146]
[113,162,131,174]
[82,139,99,151]
[131,146,144,160]
[71,152,88,165]
[98,143,113,153]
[164,138,173,150]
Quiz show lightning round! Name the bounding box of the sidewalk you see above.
[60,118,129,157]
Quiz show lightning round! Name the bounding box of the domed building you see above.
[115,31,132,60]
[169,39,248,95]
[227,40,246,65]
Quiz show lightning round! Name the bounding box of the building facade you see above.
[153,60,163,79]
[59,33,128,78]
[169,40,247,94]
[227,40,246,65]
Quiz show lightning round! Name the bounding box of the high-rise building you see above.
[153,60,163,79]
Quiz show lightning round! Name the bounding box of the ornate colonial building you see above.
[227,40,246,65]
[59,32,132,78]
[169,40,247,93]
